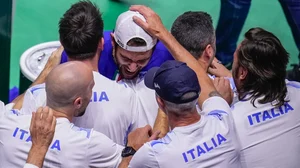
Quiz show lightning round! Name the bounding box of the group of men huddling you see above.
[1,1,300,168]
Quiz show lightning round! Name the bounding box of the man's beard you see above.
[75,108,86,117]
[114,55,141,79]
[119,64,141,79]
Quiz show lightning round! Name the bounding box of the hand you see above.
[30,106,56,149]
[208,58,232,77]
[26,106,56,167]
[127,125,160,151]
[44,46,64,70]
[213,77,233,105]
[129,5,168,39]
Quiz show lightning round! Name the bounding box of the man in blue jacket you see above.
[61,11,173,81]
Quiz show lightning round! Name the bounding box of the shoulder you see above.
[286,80,300,91]
[146,132,174,154]
[70,124,93,139]
[0,101,5,112]
[202,96,231,115]
[129,142,159,168]
[28,83,46,94]
[93,73,132,92]
[87,129,123,167]
[25,83,46,102]
[101,31,113,56]
[142,41,174,71]
[0,101,7,118]
[21,84,47,115]
[152,41,173,59]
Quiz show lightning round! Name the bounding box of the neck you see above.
[167,109,200,130]
[68,53,100,72]
[197,59,209,72]
[51,108,73,122]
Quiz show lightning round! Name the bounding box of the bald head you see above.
[46,61,94,112]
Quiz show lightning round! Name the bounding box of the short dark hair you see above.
[237,27,289,107]
[127,37,147,47]
[59,1,104,60]
[171,11,215,59]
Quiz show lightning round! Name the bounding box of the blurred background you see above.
[0,0,298,103]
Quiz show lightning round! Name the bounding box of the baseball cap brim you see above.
[144,67,160,90]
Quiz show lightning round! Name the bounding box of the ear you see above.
[73,97,83,110]
[110,32,115,48]
[238,66,248,80]
[205,44,214,61]
[156,96,165,111]
[110,33,116,58]
[200,44,214,64]
[98,37,104,51]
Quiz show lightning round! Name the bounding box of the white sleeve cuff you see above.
[23,163,39,168]
[201,96,231,115]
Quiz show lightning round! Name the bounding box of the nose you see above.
[127,62,138,72]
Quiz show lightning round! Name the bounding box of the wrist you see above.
[126,142,142,151]
[30,145,48,154]
[121,146,136,157]
[118,156,133,168]
[26,145,49,167]
[156,28,170,41]
[227,72,233,78]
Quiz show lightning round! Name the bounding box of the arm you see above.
[130,5,220,107]
[118,156,133,168]
[13,47,63,110]
[201,96,232,127]
[31,46,64,85]
[128,144,159,168]
[118,125,160,168]
[213,77,234,105]
[88,131,124,168]
[26,106,56,168]
[153,108,169,138]
[25,147,48,168]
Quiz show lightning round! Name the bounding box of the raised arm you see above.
[13,47,63,110]
[153,108,169,138]
[130,5,220,107]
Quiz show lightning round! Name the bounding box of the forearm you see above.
[157,30,216,105]
[26,146,48,168]
[32,46,63,86]
[153,108,169,138]
[118,156,132,168]
[31,64,54,86]
[12,93,24,110]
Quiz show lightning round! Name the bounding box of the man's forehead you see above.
[118,47,152,60]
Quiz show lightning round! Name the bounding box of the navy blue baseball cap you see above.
[144,60,200,104]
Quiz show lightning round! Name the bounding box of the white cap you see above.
[114,11,157,52]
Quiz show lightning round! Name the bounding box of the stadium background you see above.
[0,0,298,103]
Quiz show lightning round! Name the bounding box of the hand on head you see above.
[30,106,56,149]
[45,46,64,69]
[26,106,56,168]
[127,125,161,151]
[129,5,167,39]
